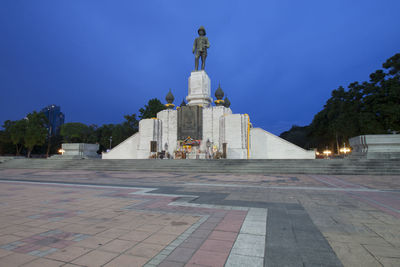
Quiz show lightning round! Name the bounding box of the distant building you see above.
[41,105,65,136]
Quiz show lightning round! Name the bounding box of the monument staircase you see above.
[1,158,400,175]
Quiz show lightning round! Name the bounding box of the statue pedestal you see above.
[186,70,212,107]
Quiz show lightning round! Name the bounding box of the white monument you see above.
[103,26,314,159]
[102,70,315,160]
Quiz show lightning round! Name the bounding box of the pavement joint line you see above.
[119,207,207,217]
[0,179,395,193]
[169,201,250,211]
[129,187,199,198]
[143,214,210,267]
[0,179,201,198]
[0,179,154,190]
[324,175,367,189]
[184,182,391,192]
[226,208,268,267]
[309,175,343,188]
[348,192,400,213]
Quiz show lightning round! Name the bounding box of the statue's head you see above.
[198,26,206,36]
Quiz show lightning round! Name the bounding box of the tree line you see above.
[280,53,400,153]
[0,98,165,157]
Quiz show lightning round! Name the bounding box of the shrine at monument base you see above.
[102,70,315,159]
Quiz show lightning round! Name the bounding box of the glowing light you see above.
[340,147,351,154]
[58,149,65,155]
[323,149,332,156]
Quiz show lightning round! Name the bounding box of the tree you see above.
[123,113,139,133]
[95,124,112,149]
[24,112,48,158]
[0,130,14,155]
[3,119,27,155]
[289,53,400,151]
[44,134,63,158]
[94,114,139,152]
[60,123,93,143]
[139,98,166,119]
[280,125,313,149]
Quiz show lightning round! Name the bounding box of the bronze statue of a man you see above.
[193,26,210,71]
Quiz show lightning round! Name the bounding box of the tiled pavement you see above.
[0,169,399,266]
[0,181,266,267]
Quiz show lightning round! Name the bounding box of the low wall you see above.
[349,134,400,159]
[61,143,99,159]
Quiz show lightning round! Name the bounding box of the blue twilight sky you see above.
[1,0,399,135]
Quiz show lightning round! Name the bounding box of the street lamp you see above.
[339,143,351,155]
[109,136,112,149]
[323,147,332,159]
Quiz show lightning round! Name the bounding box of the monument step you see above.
[1,158,400,175]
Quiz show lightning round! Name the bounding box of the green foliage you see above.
[280,53,400,151]
[95,114,139,151]
[24,112,48,157]
[96,124,114,150]
[111,124,133,147]
[139,98,166,119]
[57,114,139,152]
[279,125,313,149]
[0,130,14,155]
[45,134,63,157]
[0,98,159,156]
[2,119,27,155]
[307,53,400,151]
[123,114,139,132]
[60,123,93,143]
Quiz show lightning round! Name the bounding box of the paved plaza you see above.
[0,169,399,266]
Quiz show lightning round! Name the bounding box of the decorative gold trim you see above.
[244,114,250,159]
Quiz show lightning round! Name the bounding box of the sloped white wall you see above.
[250,128,315,159]
[102,133,139,159]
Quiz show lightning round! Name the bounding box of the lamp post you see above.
[109,136,112,149]
[206,139,211,159]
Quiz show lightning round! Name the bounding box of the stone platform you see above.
[2,158,400,175]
